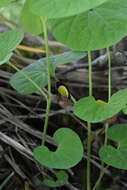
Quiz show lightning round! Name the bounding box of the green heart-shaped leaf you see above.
[10,60,48,94]
[30,0,108,19]
[107,124,127,147]
[51,0,127,50]
[43,170,68,187]
[20,0,42,35]
[100,124,127,169]
[99,146,127,169]
[10,51,85,94]
[34,128,84,169]
[0,29,24,64]
[74,88,127,123]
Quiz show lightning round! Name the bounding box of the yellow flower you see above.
[96,99,107,105]
[57,85,69,98]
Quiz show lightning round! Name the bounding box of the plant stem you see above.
[104,47,111,156]
[87,122,92,190]
[41,17,52,145]
[107,47,111,101]
[88,51,92,97]
[92,47,112,190]
[70,94,76,104]
[8,61,47,100]
[0,172,14,190]
[92,124,108,190]
[42,97,51,145]
[41,18,51,96]
[87,51,92,190]
[104,122,109,146]
[92,166,108,190]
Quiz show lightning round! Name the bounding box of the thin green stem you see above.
[87,122,92,190]
[88,51,92,96]
[107,47,112,101]
[70,94,76,104]
[92,47,112,190]
[92,166,108,190]
[8,61,48,101]
[0,172,14,190]
[104,122,109,146]
[41,18,51,95]
[104,47,111,154]
[41,17,52,145]
[87,51,92,190]
[42,97,51,145]
[92,123,108,190]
